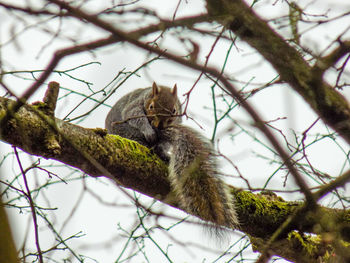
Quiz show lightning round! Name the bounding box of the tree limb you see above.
[206,0,350,144]
[0,95,349,262]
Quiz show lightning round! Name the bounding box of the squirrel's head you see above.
[146,82,181,129]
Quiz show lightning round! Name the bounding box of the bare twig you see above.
[13,147,44,263]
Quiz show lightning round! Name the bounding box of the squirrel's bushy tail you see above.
[160,125,239,229]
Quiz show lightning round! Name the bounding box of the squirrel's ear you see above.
[172,84,177,96]
[152,82,160,96]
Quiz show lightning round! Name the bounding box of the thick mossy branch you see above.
[0,96,170,198]
[251,231,349,263]
[206,0,350,144]
[234,191,298,237]
[234,190,350,240]
[0,96,349,262]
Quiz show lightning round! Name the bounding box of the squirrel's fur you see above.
[158,124,239,229]
[105,82,239,230]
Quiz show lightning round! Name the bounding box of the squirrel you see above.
[105,82,239,230]
[105,82,182,147]
[157,124,239,230]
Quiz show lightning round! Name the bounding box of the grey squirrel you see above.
[105,82,239,230]
[105,82,182,147]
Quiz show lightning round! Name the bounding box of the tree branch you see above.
[206,0,350,144]
[315,40,350,73]
[0,95,349,262]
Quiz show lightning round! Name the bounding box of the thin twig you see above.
[13,147,44,263]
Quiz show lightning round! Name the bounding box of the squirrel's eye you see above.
[172,108,177,114]
[149,103,154,110]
